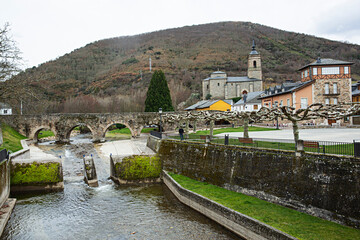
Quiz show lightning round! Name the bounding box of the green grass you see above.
[0,122,27,153]
[38,130,55,139]
[190,126,277,136]
[168,172,360,240]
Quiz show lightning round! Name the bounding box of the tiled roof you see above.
[260,80,313,99]
[0,102,11,109]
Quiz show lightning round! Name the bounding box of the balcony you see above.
[323,90,340,96]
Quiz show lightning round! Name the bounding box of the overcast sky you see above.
[1,0,359,68]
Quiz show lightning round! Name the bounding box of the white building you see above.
[232,91,264,112]
[0,102,12,115]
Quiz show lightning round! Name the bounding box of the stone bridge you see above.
[0,112,164,143]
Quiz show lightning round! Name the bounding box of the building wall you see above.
[261,92,292,108]
[313,78,352,104]
[294,84,313,109]
[202,81,210,100]
[209,78,226,99]
[233,103,261,112]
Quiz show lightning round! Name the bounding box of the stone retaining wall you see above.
[159,140,360,228]
[0,158,10,208]
[163,170,297,240]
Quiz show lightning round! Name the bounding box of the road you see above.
[216,128,360,143]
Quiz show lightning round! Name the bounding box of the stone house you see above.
[260,58,353,125]
[202,42,263,100]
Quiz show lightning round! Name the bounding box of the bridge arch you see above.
[30,126,56,142]
[65,124,95,141]
[101,121,143,139]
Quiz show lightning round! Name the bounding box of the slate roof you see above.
[260,80,313,99]
[352,82,360,96]
[185,99,233,111]
[234,91,264,105]
[299,58,353,70]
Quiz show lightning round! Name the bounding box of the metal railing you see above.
[169,135,356,156]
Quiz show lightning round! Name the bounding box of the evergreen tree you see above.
[145,70,174,112]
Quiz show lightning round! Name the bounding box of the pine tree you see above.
[145,70,174,112]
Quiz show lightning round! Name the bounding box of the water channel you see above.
[1,135,241,240]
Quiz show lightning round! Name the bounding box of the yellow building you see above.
[185,99,232,111]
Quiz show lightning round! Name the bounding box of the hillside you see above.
[3,21,360,113]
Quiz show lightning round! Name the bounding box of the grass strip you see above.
[0,122,27,153]
[168,172,360,240]
[190,126,277,136]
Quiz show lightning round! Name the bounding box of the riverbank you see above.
[167,172,360,240]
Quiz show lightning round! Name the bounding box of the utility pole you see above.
[149,56,152,72]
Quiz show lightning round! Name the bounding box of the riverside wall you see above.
[0,158,10,208]
[158,140,360,228]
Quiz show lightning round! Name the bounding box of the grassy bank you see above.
[0,123,27,153]
[168,173,360,240]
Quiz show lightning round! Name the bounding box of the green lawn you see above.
[0,123,27,153]
[168,172,360,240]
[38,130,55,139]
[190,126,277,136]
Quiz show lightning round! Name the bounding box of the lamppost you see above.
[159,108,163,138]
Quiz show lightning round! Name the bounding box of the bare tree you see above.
[0,23,22,81]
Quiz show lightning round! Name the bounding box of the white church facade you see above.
[202,41,263,100]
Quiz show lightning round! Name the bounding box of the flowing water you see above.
[1,135,241,240]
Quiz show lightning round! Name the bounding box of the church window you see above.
[218,83,220,86]
[207,84,209,89]
[253,61,257,68]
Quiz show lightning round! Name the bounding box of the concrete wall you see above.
[0,158,10,208]
[9,140,30,160]
[163,170,296,240]
[159,140,360,228]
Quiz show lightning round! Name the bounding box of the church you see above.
[202,41,263,100]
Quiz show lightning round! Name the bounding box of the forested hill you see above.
[5,21,360,113]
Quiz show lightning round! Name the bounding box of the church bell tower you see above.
[247,40,262,80]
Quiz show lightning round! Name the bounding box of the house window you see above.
[333,98,338,104]
[4,110,7,114]
[301,72,304,78]
[254,105,258,110]
[325,98,330,105]
[344,66,349,74]
[280,100,283,106]
[301,98,308,109]
[287,99,290,106]
[322,67,340,75]
[304,70,308,78]
[274,101,278,107]
[313,68,317,75]
[333,83,338,94]
[325,83,329,94]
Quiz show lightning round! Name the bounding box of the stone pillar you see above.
[193,120,197,133]
[209,120,214,139]
[296,139,304,157]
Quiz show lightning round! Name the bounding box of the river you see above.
[1,135,241,240]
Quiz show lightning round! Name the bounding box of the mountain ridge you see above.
[4,21,360,113]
